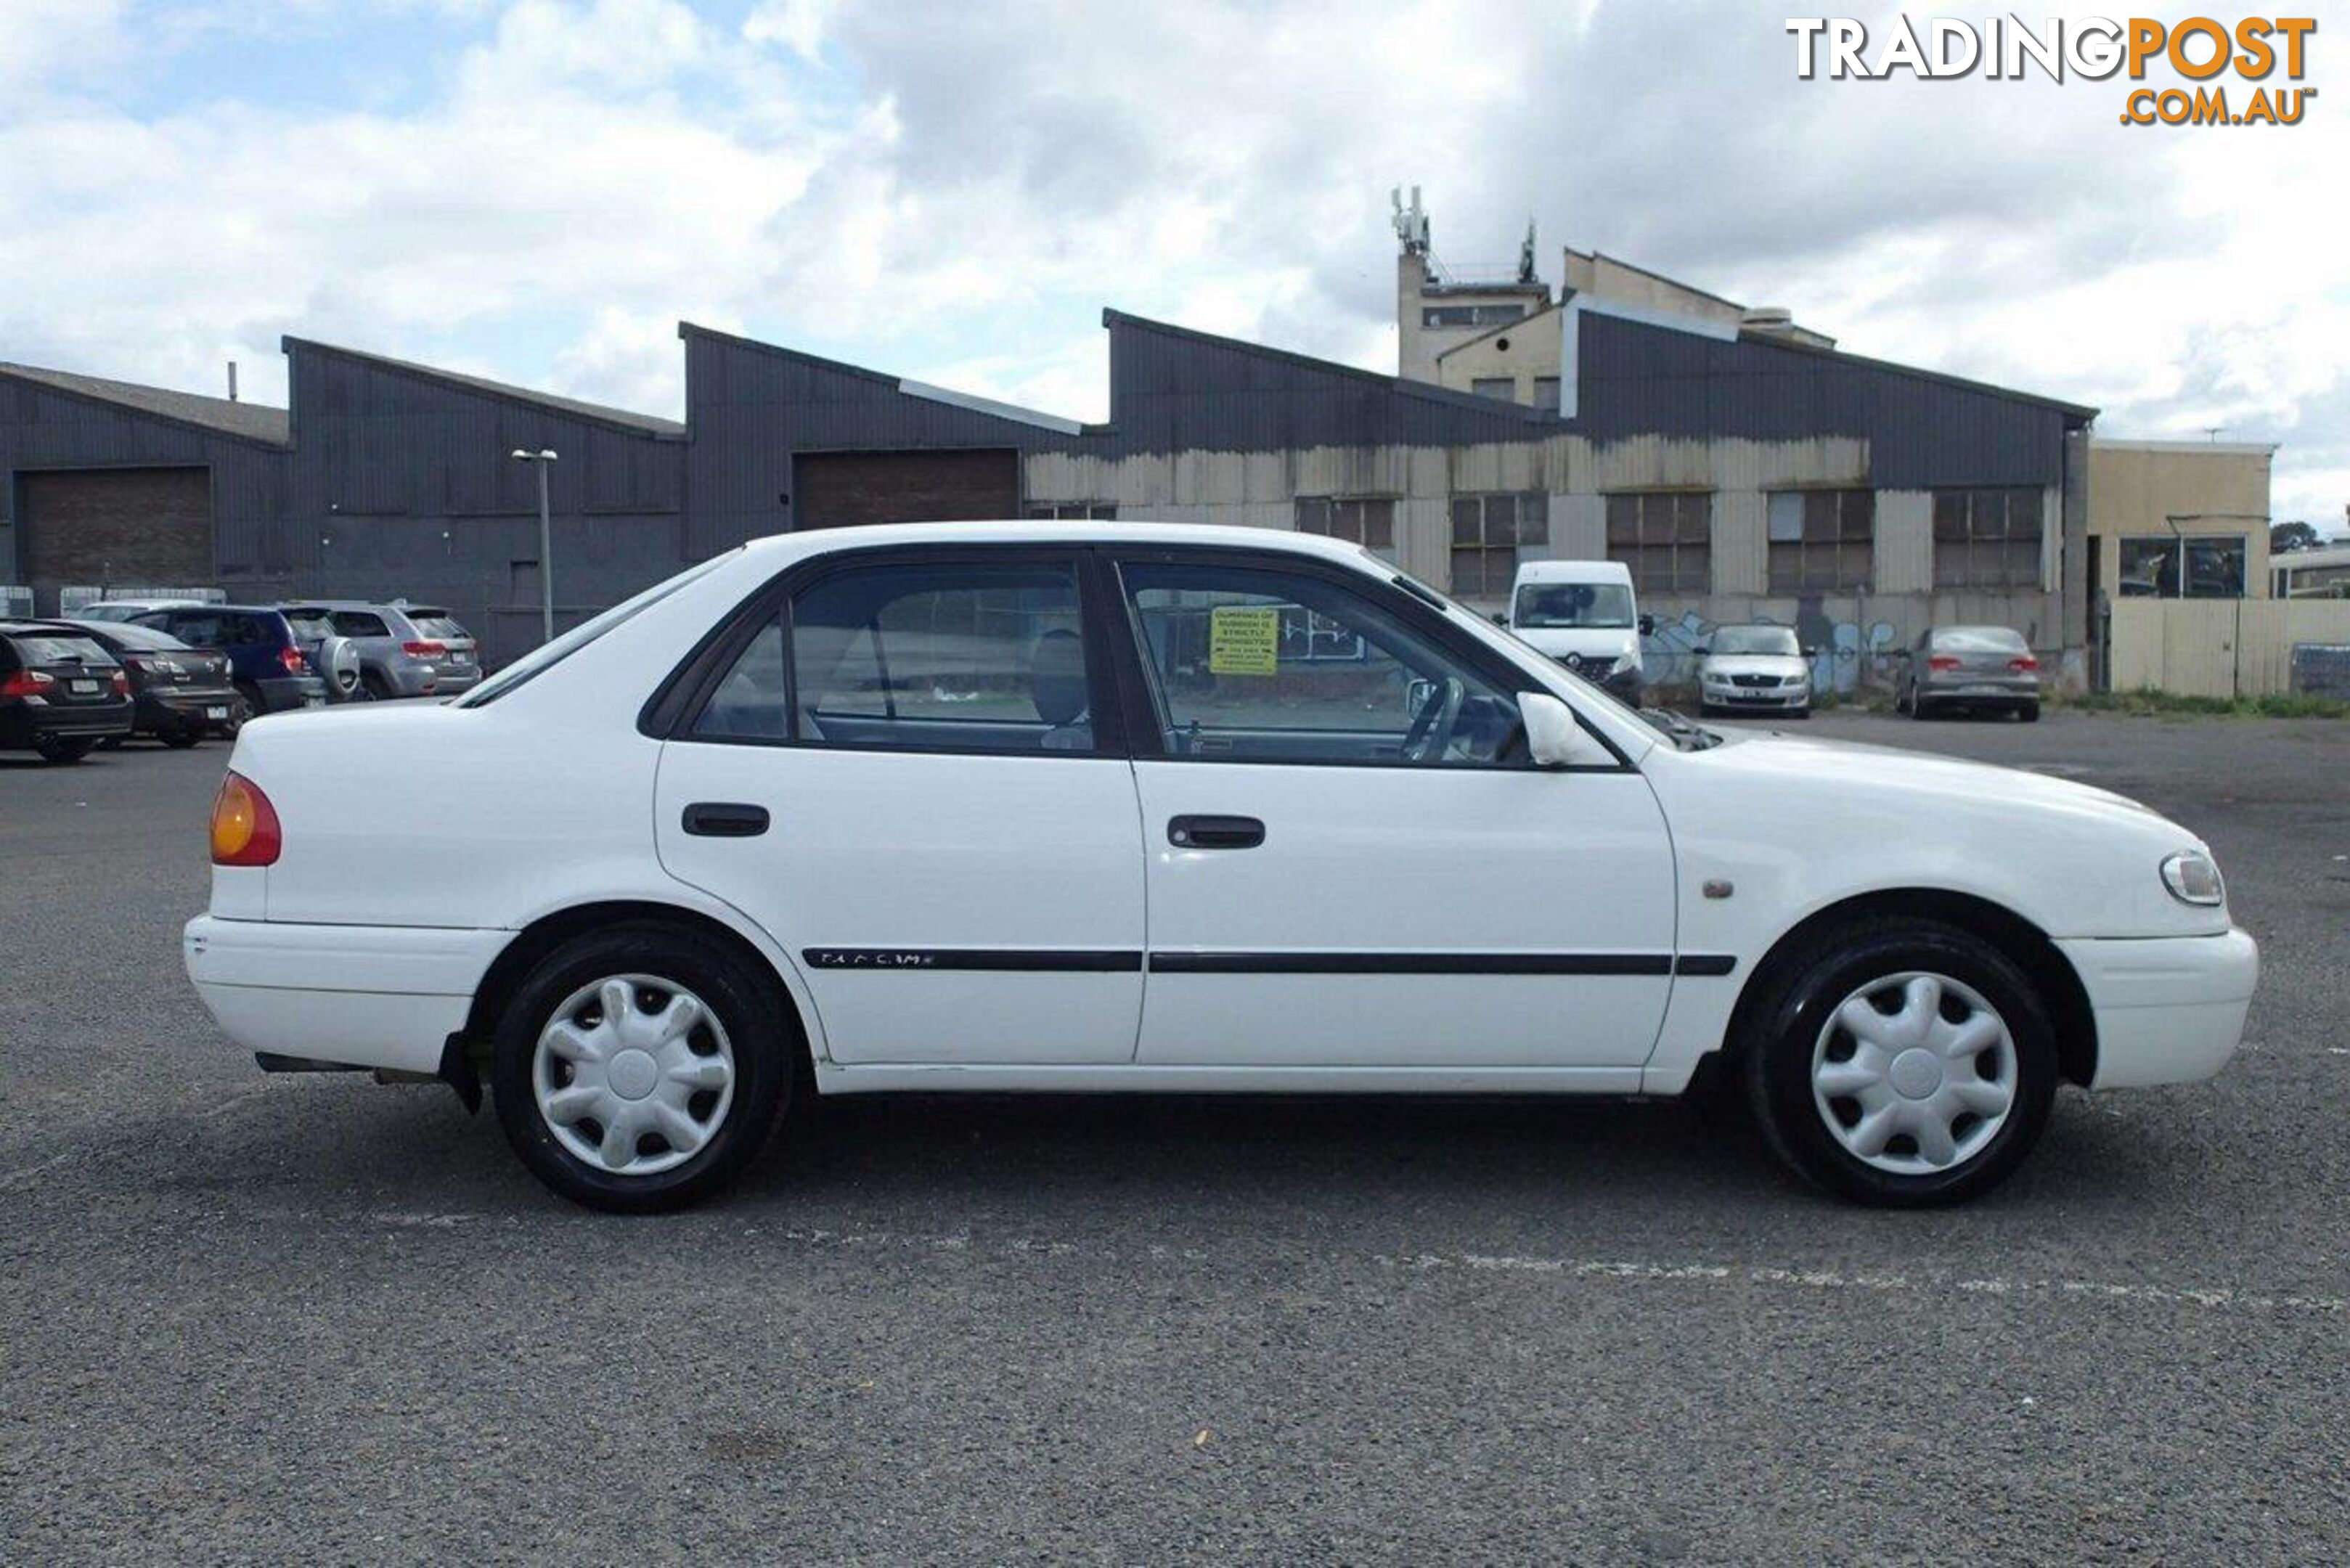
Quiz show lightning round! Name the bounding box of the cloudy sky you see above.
[2,0,2341,526]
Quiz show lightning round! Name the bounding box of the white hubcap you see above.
[533,973,735,1177]
[1810,971,2017,1175]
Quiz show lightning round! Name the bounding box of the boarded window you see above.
[1470,377,1516,401]
[1933,488,2044,588]
[1296,497,1396,559]
[1422,304,1527,329]
[1766,490,1874,592]
[1449,492,1546,597]
[1605,492,1711,594]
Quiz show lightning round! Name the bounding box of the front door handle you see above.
[682,801,770,838]
[1168,814,1265,850]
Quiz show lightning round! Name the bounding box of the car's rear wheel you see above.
[2019,701,2041,723]
[491,923,793,1212]
[1743,919,2056,1206]
[33,735,97,764]
[160,724,203,749]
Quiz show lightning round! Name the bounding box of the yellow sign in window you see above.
[1207,605,1280,675]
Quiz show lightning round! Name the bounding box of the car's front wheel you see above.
[491,923,794,1212]
[1743,918,2056,1206]
[33,735,97,764]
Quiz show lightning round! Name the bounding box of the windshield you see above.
[1712,625,1800,656]
[1514,581,1633,629]
[460,550,740,707]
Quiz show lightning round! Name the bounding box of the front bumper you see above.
[2060,928,2259,1088]
[184,916,512,1074]
[1702,685,1808,710]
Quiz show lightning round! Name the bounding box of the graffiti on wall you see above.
[1643,606,1901,695]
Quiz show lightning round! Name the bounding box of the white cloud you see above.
[0,0,2341,523]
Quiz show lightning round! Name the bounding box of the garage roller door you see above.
[793,449,1020,530]
[23,467,212,590]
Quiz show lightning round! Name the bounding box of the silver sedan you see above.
[1895,625,2041,722]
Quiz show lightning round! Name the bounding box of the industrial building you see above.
[5,205,2105,685]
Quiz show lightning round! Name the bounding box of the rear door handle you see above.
[682,801,770,838]
[1168,814,1265,850]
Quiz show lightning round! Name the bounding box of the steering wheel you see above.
[1401,676,1466,763]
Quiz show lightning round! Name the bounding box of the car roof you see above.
[1511,559,1633,584]
[735,518,1380,566]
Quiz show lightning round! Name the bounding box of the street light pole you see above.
[511,448,559,644]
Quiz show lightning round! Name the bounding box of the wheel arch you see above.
[1721,888,2097,1088]
[460,899,819,1074]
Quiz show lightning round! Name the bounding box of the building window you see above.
[1470,377,1516,401]
[1423,303,1527,330]
[1450,492,1546,597]
[1533,377,1562,414]
[1606,491,1711,594]
[1766,490,1874,592]
[1025,501,1118,520]
[1933,488,2044,588]
[2118,534,2248,598]
[1296,497,1396,558]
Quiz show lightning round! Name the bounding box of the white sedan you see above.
[184,522,2256,1212]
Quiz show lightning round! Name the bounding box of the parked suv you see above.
[283,601,480,698]
[132,605,332,716]
[61,618,242,746]
[0,621,133,761]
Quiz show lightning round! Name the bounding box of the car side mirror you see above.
[1692,645,1710,658]
[1519,692,1615,769]
[1638,614,1656,637]
[1802,646,1819,658]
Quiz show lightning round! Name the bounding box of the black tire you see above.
[491,922,795,1213]
[1790,706,1811,720]
[33,735,97,764]
[2019,701,2041,723]
[1741,918,2057,1206]
[160,725,203,749]
[359,671,393,701]
[234,681,267,722]
[1911,695,1935,720]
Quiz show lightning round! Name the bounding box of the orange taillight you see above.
[210,771,282,867]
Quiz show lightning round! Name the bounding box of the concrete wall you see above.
[1027,435,2074,691]
[2109,597,2350,698]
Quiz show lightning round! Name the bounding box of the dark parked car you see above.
[1895,625,2041,721]
[61,618,242,747]
[131,606,333,717]
[0,621,134,762]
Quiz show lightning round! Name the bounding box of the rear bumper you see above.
[2060,928,2259,1088]
[183,915,511,1074]
[136,687,240,731]
[0,697,134,745]
[247,676,328,712]
[372,658,440,698]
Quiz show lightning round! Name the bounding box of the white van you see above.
[1501,560,1649,703]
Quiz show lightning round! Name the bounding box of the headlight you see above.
[2161,850,2224,906]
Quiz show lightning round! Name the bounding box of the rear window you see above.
[407,613,470,640]
[462,552,738,708]
[282,613,332,641]
[1934,626,2028,653]
[6,635,117,667]
[73,621,187,650]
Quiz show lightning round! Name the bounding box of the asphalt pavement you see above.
[3,710,2346,1562]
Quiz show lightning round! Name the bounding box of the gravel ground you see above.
[3,710,2346,1563]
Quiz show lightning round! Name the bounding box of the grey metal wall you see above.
[5,311,2089,663]
[1573,314,2078,488]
